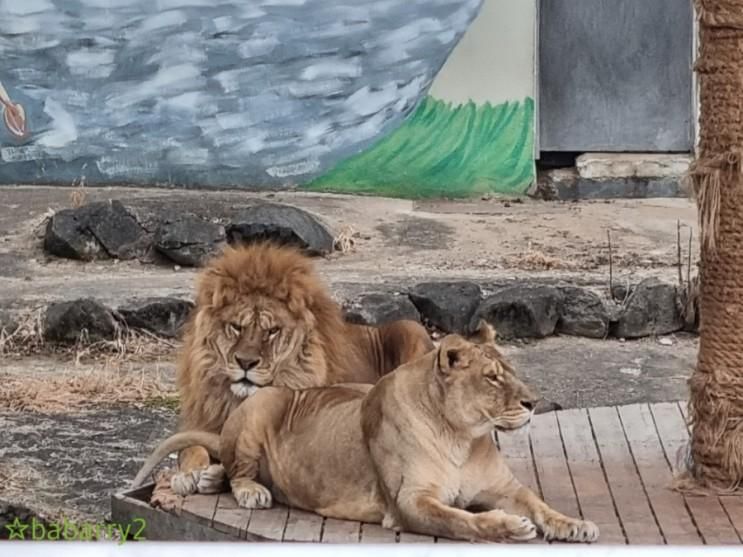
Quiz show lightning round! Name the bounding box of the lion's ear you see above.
[469,319,496,345]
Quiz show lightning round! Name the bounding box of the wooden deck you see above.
[112,402,743,544]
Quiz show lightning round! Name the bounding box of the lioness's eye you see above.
[229,322,242,335]
[485,374,500,385]
[268,326,281,337]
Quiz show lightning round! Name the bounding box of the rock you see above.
[613,278,683,339]
[44,299,120,343]
[556,287,610,339]
[343,293,421,326]
[226,203,334,255]
[472,285,563,339]
[44,209,106,261]
[154,215,226,267]
[83,201,148,260]
[408,281,482,334]
[118,298,194,338]
[44,201,149,261]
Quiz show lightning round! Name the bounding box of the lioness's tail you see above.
[131,431,221,489]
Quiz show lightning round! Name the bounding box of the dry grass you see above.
[333,224,358,253]
[0,307,177,363]
[0,365,175,413]
[69,176,87,208]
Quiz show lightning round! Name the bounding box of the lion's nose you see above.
[236,356,261,372]
[520,399,537,411]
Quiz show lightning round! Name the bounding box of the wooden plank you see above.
[556,408,626,544]
[650,402,740,545]
[246,505,289,541]
[212,493,249,539]
[321,518,360,543]
[283,507,323,542]
[719,497,743,543]
[111,490,237,541]
[399,530,434,543]
[529,412,581,520]
[181,493,218,526]
[588,406,664,544]
[497,427,546,544]
[618,404,701,544]
[497,429,540,493]
[359,522,397,543]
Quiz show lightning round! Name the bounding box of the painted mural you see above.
[0,0,535,197]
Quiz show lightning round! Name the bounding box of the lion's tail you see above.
[131,431,221,489]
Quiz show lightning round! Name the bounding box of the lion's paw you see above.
[504,515,538,542]
[541,517,599,543]
[232,481,273,509]
[171,470,200,496]
[196,464,227,494]
[382,513,401,532]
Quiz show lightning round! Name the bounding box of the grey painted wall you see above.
[0,0,482,187]
[539,0,694,153]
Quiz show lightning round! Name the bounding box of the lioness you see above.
[134,323,599,543]
[171,241,433,495]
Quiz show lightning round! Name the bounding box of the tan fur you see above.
[172,242,433,492]
[140,322,598,543]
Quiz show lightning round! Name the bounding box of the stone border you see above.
[0,278,697,349]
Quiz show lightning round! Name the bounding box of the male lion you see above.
[134,323,599,543]
[170,241,433,495]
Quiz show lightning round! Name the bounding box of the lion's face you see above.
[436,326,538,437]
[204,294,310,399]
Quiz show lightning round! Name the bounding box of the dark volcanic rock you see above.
[44,209,106,261]
[154,215,226,267]
[44,201,148,261]
[118,297,194,338]
[613,278,683,339]
[556,287,610,339]
[472,285,564,339]
[343,293,421,326]
[83,200,148,260]
[226,203,334,255]
[409,281,482,334]
[44,299,120,343]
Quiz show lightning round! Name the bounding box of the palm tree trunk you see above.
[687,0,743,490]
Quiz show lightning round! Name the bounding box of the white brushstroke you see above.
[0,0,53,15]
[166,148,210,166]
[288,79,346,98]
[108,63,204,106]
[36,98,78,149]
[215,112,256,131]
[137,10,188,34]
[344,84,398,117]
[237,35,279,58]
[265,159,319,178]
[261,0,305,6]
[96,155,158,178]
[301,59,361,80]
[0,16,41,34]
[66,49,115,78]
[381,18,443,46]
[0,145,46,163]
[79,0,140,7]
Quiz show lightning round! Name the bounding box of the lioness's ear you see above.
[437,336,466,374]
[470,319,496,344]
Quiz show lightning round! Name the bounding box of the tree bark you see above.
[687,0,743,490]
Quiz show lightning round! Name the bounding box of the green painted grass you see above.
[307,96,535,198]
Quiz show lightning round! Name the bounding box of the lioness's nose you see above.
[236,356,261,371]
[520,399,537,411]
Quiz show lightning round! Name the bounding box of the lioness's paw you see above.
[196,464,227,494]
[541,517,599,543]
[504,515,538,542]
[232,481,272,509]
[171,470,200,496]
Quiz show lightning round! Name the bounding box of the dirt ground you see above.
[0,185,697,308]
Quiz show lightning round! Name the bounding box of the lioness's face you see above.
[209,295,307,399]
[436,331,538,437]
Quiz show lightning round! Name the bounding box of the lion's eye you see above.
[228,322,242,336]
[485,374,500,385]
[267,326,281,337]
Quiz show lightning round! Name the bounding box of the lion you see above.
[169,241,434,496]
[133,323,599,543]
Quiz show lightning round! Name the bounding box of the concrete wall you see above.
[0,0,536,197]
